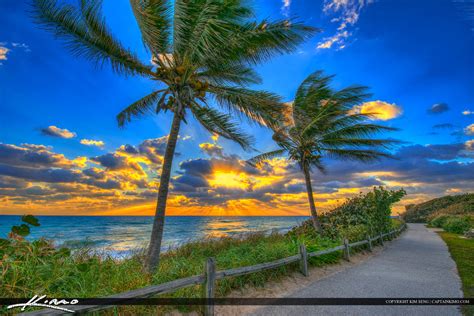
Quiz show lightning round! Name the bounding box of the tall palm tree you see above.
[249,71,398,233]
[32,0,317,272]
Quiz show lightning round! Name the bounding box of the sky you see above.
[0,0,473,216]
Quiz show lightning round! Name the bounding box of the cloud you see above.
[0,46,9,61]
[0,143,84,168]
[0,138,169,214]
[90,153,143,174]
[465,123,474,135]
[281,0,291,16]
[1,135,474,216]
[41,125,77,138]
[317,31,350,50]
[11,43,30,51]
[0,42,30,65]
[317,0,374,50]
[350,100,403,121]
[466,140,474,151]
[0,164,83,183]
[200,143,224,158]
[427,103,449,114]
[80,139,105,148]
[433,123,454,129]
[463,110,473,115]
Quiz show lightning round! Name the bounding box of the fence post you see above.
[379,233,384,246]
[343,238,350,261]
[367,235,372,252]
[204,257,216,316]
[299,243,309,277]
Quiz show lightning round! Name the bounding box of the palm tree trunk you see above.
[146,112,181,273]
[303,166,323,233]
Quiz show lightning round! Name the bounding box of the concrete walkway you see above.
[252,224,463,316]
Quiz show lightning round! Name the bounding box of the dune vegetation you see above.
[402,193,473,235]
[402,193,473,223]
[1,187,404,314]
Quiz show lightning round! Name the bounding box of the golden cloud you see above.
[465,139,474,151]
[80,139,105,147]
[0,46,9,61]
[350,100,403,121]
[464,123,474,135]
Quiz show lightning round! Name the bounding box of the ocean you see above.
[0,216,308,257]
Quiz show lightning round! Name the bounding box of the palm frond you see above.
[272,70,398,172]
[323,148,393,162]
[174,0,244,64]
[117,90,164,127]
[331,85,371,108]
[198,62,262,86]
[247,149,286,167]
[32,0,152,76]
[228,19,319,65]
[130,0,172,56]
[323,123,398,140]
[294,70,334,108]
[208,85,283,128]
[190,104,254,150]
[321,138,400,149]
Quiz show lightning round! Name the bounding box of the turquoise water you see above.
[0,216,308,256]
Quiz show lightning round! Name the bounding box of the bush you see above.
[442,217,471,234]
[429,215,451,228]
[289,187,406,241]
[402,193,474,223]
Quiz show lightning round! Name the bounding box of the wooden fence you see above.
[21,223,407,315]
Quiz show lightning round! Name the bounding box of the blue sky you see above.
[0,0,473,215]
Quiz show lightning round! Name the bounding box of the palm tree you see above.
[32,0,317,272]
[249,71,398,233]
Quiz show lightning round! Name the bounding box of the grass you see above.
[1,231,344,314]
[438,232,474,316]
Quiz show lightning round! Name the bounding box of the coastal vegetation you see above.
[1,187,404,314]
[402,193,473,223]
[249,71,398,233]
[401,193,473,234]
[438,232,474,316]
[32,0,316,273]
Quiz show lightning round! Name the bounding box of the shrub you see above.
[402,193,474,223]
[442,217,471,234]
[429,215,451,228]
[289,187,406,241]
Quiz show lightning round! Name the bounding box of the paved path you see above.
[252,224,463,316]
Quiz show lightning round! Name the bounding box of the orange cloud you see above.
[350,100,403,121]
[0,46,9,61]
[465,140,474,151]
[464,123,474,135]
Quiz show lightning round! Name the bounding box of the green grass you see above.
[438,232,474,316]
[2,231,343,314]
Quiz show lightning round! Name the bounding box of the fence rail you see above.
[21,223,408,315]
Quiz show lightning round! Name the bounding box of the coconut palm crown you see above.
[249,71,399,232]
[32,0,317,272]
